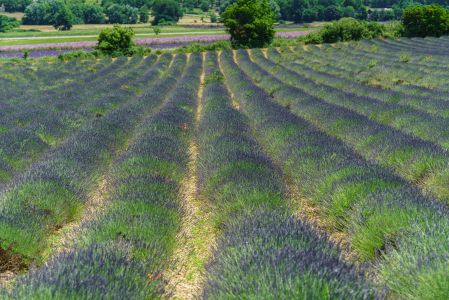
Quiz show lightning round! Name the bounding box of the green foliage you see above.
[175,40,231,53]
[151,0,182,25]
[22,0,104,25]
[96,25,135,56]
[1,0,31,12]
[22,49,29,59]
[304,18,385,44]
[222,0,275,48]
[58,50,101,61]
[83,4,105,24]
[138,5,149,23]
[152,25,161,35]
[106,4,138,24]
[52,1,74,30]
[402,4,449,37]
[0,15,20,32]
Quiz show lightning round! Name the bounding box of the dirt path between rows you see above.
[165,53,217,299]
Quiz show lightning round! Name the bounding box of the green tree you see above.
[151,0,182,25]
[53,1,74,30]
[97,25,135,55]
[402,4,449,37]
[1,0,32,12]
[82,4,105,24]
[0,15,20,32]
[222,0,275,48]
[139,5,149,23]
[106,4,138,24]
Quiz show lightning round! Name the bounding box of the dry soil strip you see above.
[165,52,217,300]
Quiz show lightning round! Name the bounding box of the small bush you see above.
[96,25,135,56]
[58,50,100,61]
[304,18,385,44]
[0,15,20,33]
[402,4,449,37]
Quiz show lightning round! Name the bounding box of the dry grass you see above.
[0,12,24,20]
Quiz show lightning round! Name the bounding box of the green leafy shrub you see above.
[402,4,449,37]
[222,0,275,48]
[304,18,385,44]
[151,0,182,25]
[0,15,20,33]
[58,50,100,61]
[96,25,135,56]
[152,26,161,35]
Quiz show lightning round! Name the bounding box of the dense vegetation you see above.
[5,0,449,25]
[222,0,275,47]
[1,36,449,298]
[402,4,449,37]
[0,14,19,32]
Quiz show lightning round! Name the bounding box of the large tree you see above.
[151,0,182,25]
[222,0,275,48]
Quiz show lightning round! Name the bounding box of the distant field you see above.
[0,37,449,299]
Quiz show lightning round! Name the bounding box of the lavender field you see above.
[0,37,449,299]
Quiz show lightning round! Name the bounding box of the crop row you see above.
[223,49,449,298]
[327,42,449,87]
[200,52,374,299]
[0,56,160,186]
[3,53,202,299]
[300,43,449,99]
[0,53,186,270]
[244,48,449,205]
[281,46,449,116]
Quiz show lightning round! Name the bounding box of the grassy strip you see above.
[246,49,449,204]
[223,49,449,298]
[3,53,202,299]
[199,52,374,299]
[0,53,182,267]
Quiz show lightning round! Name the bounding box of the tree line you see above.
[2,0,449,27]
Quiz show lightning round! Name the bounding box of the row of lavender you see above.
[248,48,449,205]
[3,53,201,298]
[231,49,449,298]
[0,56,129,183]
[0,53,181,273]
[199,52,375,298]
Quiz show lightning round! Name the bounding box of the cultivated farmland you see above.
[1,37,449,299]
